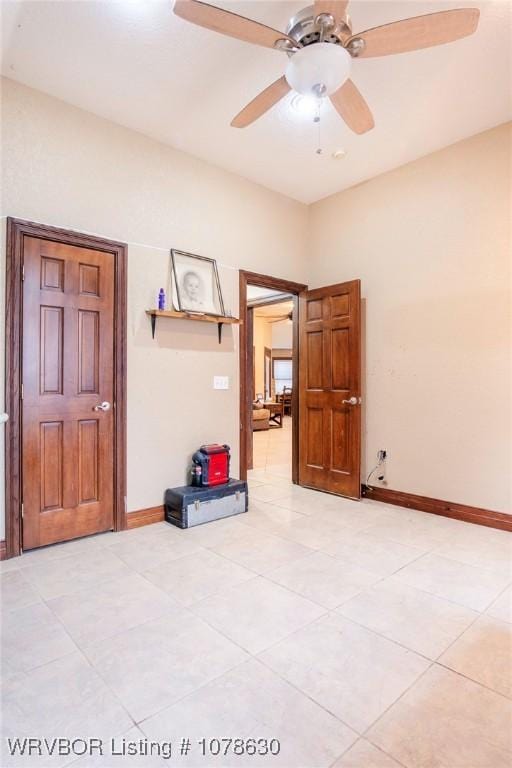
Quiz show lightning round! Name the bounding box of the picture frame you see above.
[170,249,225,316]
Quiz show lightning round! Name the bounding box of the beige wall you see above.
[253,316,272,398]
[271,320,293,350]
[1,77,510,542]
[0,78,308,535]
[308,124,511,513]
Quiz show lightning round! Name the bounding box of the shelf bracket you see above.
[150,314,156,339]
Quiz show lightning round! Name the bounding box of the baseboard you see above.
[126,506,165,529]
[0,540,6,560]
[361,485,512,532]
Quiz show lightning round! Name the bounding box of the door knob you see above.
[94,401,111,412]
[0,413,8,423]
[342,396,358,406]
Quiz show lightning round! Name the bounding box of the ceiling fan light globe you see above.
[285,42,352,97]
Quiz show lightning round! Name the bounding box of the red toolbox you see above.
[191,444,230,487]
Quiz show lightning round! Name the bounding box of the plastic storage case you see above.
[164,479,248,529]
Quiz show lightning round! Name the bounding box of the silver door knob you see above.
[0,413,8,423]
[342,396,358,406]
[94,401,111,412]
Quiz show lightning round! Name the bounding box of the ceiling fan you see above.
[173,0,480,134]
[269,311,293,323]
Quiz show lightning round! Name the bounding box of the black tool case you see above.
[164,479,248,529]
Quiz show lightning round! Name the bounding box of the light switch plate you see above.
[213,376,229,390]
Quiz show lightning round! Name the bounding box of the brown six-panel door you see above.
[22,236,115,549]
[299,280,361,498]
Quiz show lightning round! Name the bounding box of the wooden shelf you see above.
[146,309,240,343]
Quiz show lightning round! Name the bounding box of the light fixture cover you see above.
[285,43,352,97]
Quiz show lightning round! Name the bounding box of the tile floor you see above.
[251,415,292,477]
[1,467,511,767]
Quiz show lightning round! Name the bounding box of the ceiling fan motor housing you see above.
[286,5,352,47]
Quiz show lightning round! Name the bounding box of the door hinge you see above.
[21,264,25,281]
[21,384,24,400]
[21,503,24,519]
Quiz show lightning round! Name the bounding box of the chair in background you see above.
[279,387,292,416]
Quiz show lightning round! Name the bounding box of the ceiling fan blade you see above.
[174,0,295,50]
[330,80,374,134]
[231,76,291,128]
[314,1,349,22]
[348,8,480,58]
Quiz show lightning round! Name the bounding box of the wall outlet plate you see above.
[213,376,229,390]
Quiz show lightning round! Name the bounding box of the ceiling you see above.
[254,300,294,319]
[1,1,510,203]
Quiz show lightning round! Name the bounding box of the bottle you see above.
[158,288,166,311]
[191,463,202,487]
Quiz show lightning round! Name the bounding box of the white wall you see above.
[0,78,308,530]
[308,124,511,513]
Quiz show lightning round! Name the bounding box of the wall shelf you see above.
[146,309,240,343]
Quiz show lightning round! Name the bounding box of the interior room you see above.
[0,1,511,766]
[248,287,294,477]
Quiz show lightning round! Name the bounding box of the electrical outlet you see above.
[377,449,387,462]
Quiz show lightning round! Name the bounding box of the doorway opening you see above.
[239,271,307,484]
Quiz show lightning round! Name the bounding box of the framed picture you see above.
[170,249,225,316]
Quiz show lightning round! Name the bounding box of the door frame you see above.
[5,218,128,558]
[239,270,307,484]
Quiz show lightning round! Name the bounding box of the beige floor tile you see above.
[1,653,132,767]
[15,532,116,568]
[265,462,293,478]
[265,514,350,551]
[434,525,512,575]
[249,484,291,503]
[143,549,254,606]
[83,612,248,723]
[210,528,313,575]
[271,492,338,517]
[259,613,430,733]
[0,570,42,612]
[141,659,357,768]
[191,576,325,653]
[247,470,292,487]
[338,579,478,658]
[393,553,512,612]
[486,586,512,623]
[439,614,512,697]
[1,602,76,674]
[0,560,23,574]
[107,533,202,574]
[323,529,425,576]
[367,665,512,768]
[333,739,403,768]
[48,572,181,646]
[241,502,305,537]
[362,518,445,551]
[22,548,131,600]
[267,552,381,609]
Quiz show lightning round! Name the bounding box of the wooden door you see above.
[299,280,361,498]
[22,236,115,549]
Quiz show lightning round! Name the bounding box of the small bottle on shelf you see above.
[158,288,166,311]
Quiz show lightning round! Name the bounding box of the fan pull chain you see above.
[314,98,323,155]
